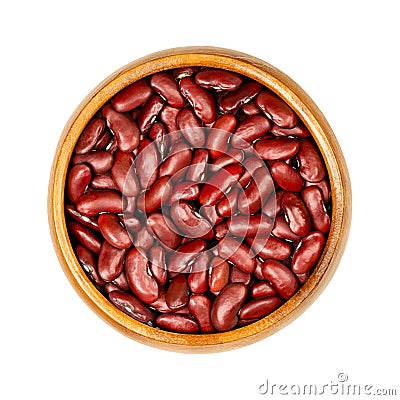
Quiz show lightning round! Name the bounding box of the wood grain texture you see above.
[48,47,352,353]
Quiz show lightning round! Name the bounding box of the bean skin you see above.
[168,240,206,274]
[211,283,247,331]
[159,142,192,178]
[262,190,284,219]
[137,94,164,133]
[188,251,211,293]
[254,137,300,160]
[75,245,105,286]
[188,294,214,333]
[208,114,237,158]
[112,271,130,292]
[298,140,326,182]
[172,66,200,79]
[195,68,243,91]
[94,130,113,150]
[148,122,169,159]
[231,115,272,148]
[292,231,325,274]
[262,259,298,299]
[135,141,159,190]
[179,76,217,124]
[227,214,273,238]
[73,151,113,175]
[150,72,186,108]
[216,187,240,217]
[98,213,132,249]
[147,212,181,250]
[185,149,209,182]
[125,248,159,304]
[91,173,118,191]
[68,220,102,254]
[281,192,311,236]
[218,237,255,274]
[109,290,154,324]
[149,246,167,286]
[302,186,330,233]
[176,108,205,147]
[98,241,126,282]
[111,79,153,112]
[256,91,298,128]
[272,215,302,242]
[241,101,260,116]
[136,176,172,213]
[220,81,262,113]
[133,226,155,251]
[169,181,199,204]
[271,123,310,138]
[305,178,331,203]
[247,236,292,260]
[102,105,140,152]
[160,105,180,134]
[251,281,277,298]
[111,151,140,196]
[238,156,265,188]
[76,190,122,216]
[214,221,229,240]
[229,265,251,285]
[270,160,304,192]
[75,117,106,154]
[166,274,189,310]
[209,258,230,293]
[239,297,282,320]
[156,314,199,333]
[65,204,100,232]
[67,164,91,204]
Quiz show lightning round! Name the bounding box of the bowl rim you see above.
[48,46,352,353]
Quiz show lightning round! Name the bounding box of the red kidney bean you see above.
[176,107,206,148]
[241,101,260,116]
[156,314,199,333]
[125,248,158,304]
[254,137,300,160]
[66,204,100,231]
[188,294,214,333]
[230,265,251,285]
[169,181,199,205]
[111,79,153,112]
[68,220,102,254]
[97,241,126,282]
[298,139,326,182]
[207,114,237,158]
[148,122,169,159]
[271,123,310,138]
[281,192,311,236]
[98,213,132,249]
[262,190,284,219]
[251,281,276,298]
[227,214,273,238]
[199,164,242,206]
[292,231,325,274]
[149,246,167,286]
[296,272,309,285]
[253,259,265,280]
[133,226,155,251]
[209,258,230,293]
[94,129,113,150]
[166,274,189,310]
[136,176,172,213]
[72,151,113,175]
[185,149,209,182]
[110,151,139,196]
[209,148,243,172]
[168,240,206,274]
[75,245,104,286]
[188,251,211,292]
[211,283,247,331]
[238,156,265,188]
[216,186,239,217]
[67,164,91,204]
[301,186,330,233]
[237,166,274,214]
[200,204,224,226]
[109,290,154,324]
[247,236,292,260]
[91,173,118,191]
[172,66,200,79]
[150,72,186,108]
[218,237,255,274]
[269,160,304,192]
[214,221,229,240]
[256,91,298,128]
[75,118,106,154]
[220,81,262,113]
[137,94,164,133]
[305,178,330,203]
[231,115,271,148]
[76,190,122,216]
[104,283,119,294]
[102,105,140,152]
[239,297,282,320]
[159,142,192,178]
[112,271,130,292]
[170,201,212,238]
[262,259,298,299]
[147,212,181,249]
[195,68,243,91]
[124,215,141,234]
[160,105,180,134]
[149,288,175,313]
[272,215,301,242]
[179,76,217,124]
[135,142,159,190]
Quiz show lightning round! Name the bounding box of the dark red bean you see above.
[188,294,214,333]
[160,105,180,134]
[271,123,310,138]
[111,151,139,196]
[179,76,217,124]
[75,118,106,154]
[247,236,292,260]
[73,151,113,175]
[216,186,240,217]
[195,68,243,91]
[65,204,99,231]
[75,245,104,286]
[211,283,247,331]
[67,164,91,204]
[302,186,330,233]
[209,258,230,293]
[156,314,199,333]
[124,215,141,234]
[125,248,159,304]
[227,214,273,238]
[262,190,284,219]
[176,107,205,147]
[238,156,265,188]
[262,259,298,299]
[172,66,200,79]
[68,220,102,254]
[91,173,118,191]
[135,141,159,190]
[169,181,199,204]
[94,129,113,151]
[98,213,132,249]
[231,115,271,148]
[109,290,154,324]
[241,101,260,116]
[239,297,282,319]
[188,252,211,293]
[147,212,181,249]
[209,148,243,172]
[254,137,300,160]
[149,246,167,286]
[137,94,164,133]
[305,178,330,203]
[168,240,206,274]
[256,91,298,128]
[281,192,311,236]
[251,281,276,298]
[148,122,169,159]
[208,114,237,158]
[166,274,189,310]
[150,72,186,108]
[159,142,192,178]
[76,190,122,216]
[137,177,172,213]
[218,237,255,274]
[98,241,126,282]
[272,215,301,242]
[292,231,325,274]
[103,105,140,152]
[112,271,130,292]
[133,226,155,251]
[111,79,153,112]
[298,140,326,182]
[220,81,262,113]
[229,265,251,285]
[270,161,304,192]
[214,221,229,240]
[185,149,209,182]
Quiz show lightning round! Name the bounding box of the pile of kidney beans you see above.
[65,66,331,333]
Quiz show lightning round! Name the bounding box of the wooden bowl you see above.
[48,47,351,353]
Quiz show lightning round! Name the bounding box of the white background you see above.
[1,1,399,398]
